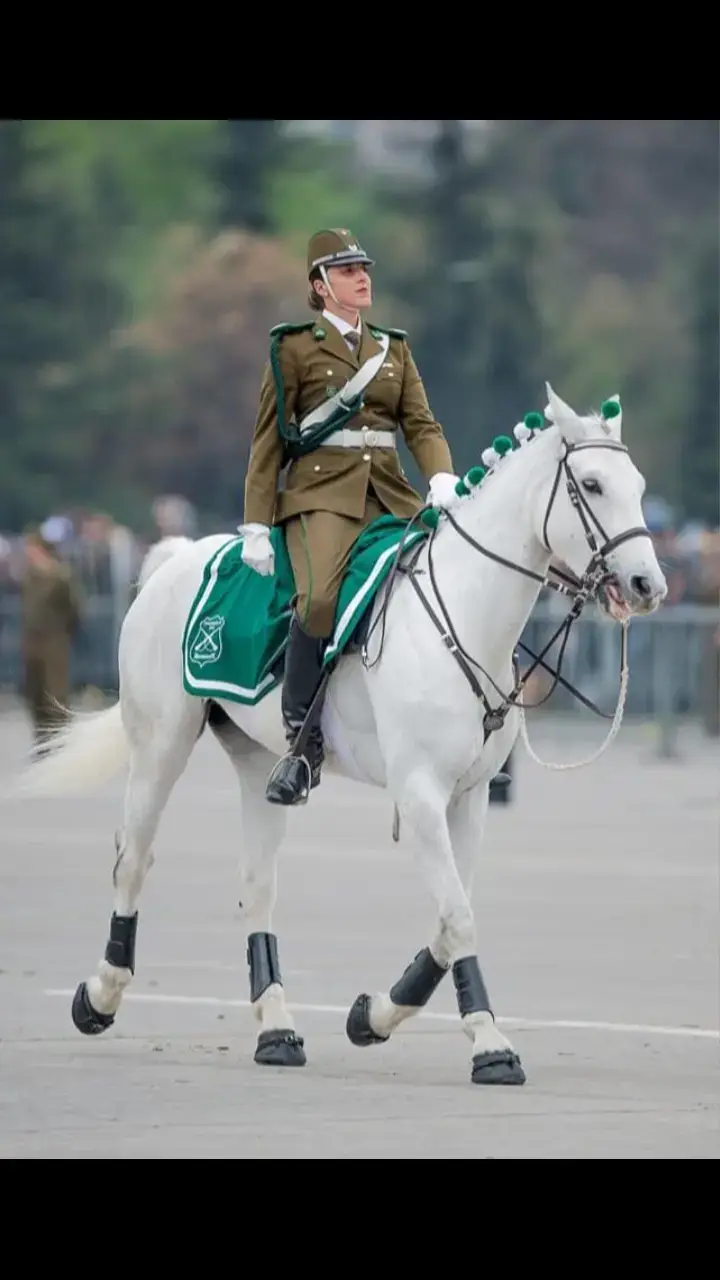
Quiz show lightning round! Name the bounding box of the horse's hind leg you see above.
[71,701,203,1035]
[209,706,305,1068]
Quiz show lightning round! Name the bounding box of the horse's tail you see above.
[8,701,130,799]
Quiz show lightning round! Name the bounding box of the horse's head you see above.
[535,384,667,620]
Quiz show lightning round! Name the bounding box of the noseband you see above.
[363,436,653,742]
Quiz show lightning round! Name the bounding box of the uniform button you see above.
[313,464,321,472]
[362,453,371,461]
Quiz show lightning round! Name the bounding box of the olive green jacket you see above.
[243,318,454,526]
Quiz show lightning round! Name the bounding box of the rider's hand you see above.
[238,523,275,576]
[427,471,461,511]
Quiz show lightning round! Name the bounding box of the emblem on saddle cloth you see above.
[188,615,226,667]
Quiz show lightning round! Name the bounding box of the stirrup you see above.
[265,749,314,806]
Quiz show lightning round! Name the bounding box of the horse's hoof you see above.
[254,1029,306,1067]
[471,1049,526,1085]
[71,982,115,1036]
[346,993,390,1047]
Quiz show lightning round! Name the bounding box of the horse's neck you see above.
[423,448,552,682]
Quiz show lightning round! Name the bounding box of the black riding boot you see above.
[265,613,328,806]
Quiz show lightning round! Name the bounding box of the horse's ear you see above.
[600,394,623,440]
[544,382,584,441]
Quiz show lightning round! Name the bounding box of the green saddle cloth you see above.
[182,515,428,705]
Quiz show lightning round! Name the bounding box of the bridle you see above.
[541,438,651,580]
[362,436,653,743]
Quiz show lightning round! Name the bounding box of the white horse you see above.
[135,534,194,590]
[10,385,667,1086]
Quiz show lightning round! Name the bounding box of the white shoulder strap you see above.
[299,333,390,434]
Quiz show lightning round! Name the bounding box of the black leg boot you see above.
[265,613,328,806]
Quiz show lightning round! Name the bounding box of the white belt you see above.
[319,427,396,449]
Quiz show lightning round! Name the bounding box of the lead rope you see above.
[517,620,630,770]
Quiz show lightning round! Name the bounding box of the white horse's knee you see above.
[237,867,275,924]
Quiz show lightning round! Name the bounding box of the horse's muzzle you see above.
[601,568,667,620]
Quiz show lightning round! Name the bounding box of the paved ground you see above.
[0,702,717,1159]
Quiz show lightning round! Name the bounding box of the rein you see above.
[362,437,652,770]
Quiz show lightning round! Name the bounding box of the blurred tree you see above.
[680,226,719,524]
[483,119,717,503]
[28,120,219,228]
[376,122,487,473]
[216,120,288,232]
[267,134,382,257]
[0,121,124,527]
[379,121,542,475]
[3,117,715,536]
[120,229,308,525]
[26,119,221,314]
[427,121,484,411]
[481,220,543,431]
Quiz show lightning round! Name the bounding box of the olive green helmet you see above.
[306,227,374,276]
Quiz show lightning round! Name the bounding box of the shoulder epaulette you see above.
[269,321,315,339]
[368,324,407,340]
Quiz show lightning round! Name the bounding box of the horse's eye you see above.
[582,478,602,496]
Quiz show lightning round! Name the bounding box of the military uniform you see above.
[245,319,454,635]
[242,228,458,805]
[20,532,82,748]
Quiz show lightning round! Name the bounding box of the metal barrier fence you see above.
[1,591,718,730]
[520,600,719,729]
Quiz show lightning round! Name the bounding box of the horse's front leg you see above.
[441,780,525,1083]
[346,769,525,1086]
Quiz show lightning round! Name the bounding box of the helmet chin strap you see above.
[318,265,362,325]
[319,265,341,307]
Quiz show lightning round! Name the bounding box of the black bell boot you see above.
[265,613,328,806]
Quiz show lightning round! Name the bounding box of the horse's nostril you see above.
[630,574,652,598]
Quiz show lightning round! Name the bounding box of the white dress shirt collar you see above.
[322,308,361,337]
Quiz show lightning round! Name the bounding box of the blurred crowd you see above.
[639,497,720,611]
[2,490,717,610]
[0,494,199,605]
[0,489,718,750]
[0,495,200,747]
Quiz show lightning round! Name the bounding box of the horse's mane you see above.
[420,402,615,532]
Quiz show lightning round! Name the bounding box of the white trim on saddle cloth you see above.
[322,533,424,663]
[182,537,275,701]
[181,525,426,702]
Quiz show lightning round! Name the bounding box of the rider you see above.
[240,226,462,806]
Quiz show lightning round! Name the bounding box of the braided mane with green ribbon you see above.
[420,397,622,530]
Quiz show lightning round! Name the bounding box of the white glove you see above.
[427,471,461,511]
[238,522,275,576]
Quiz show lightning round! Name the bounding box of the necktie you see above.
[345,330,360,354]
